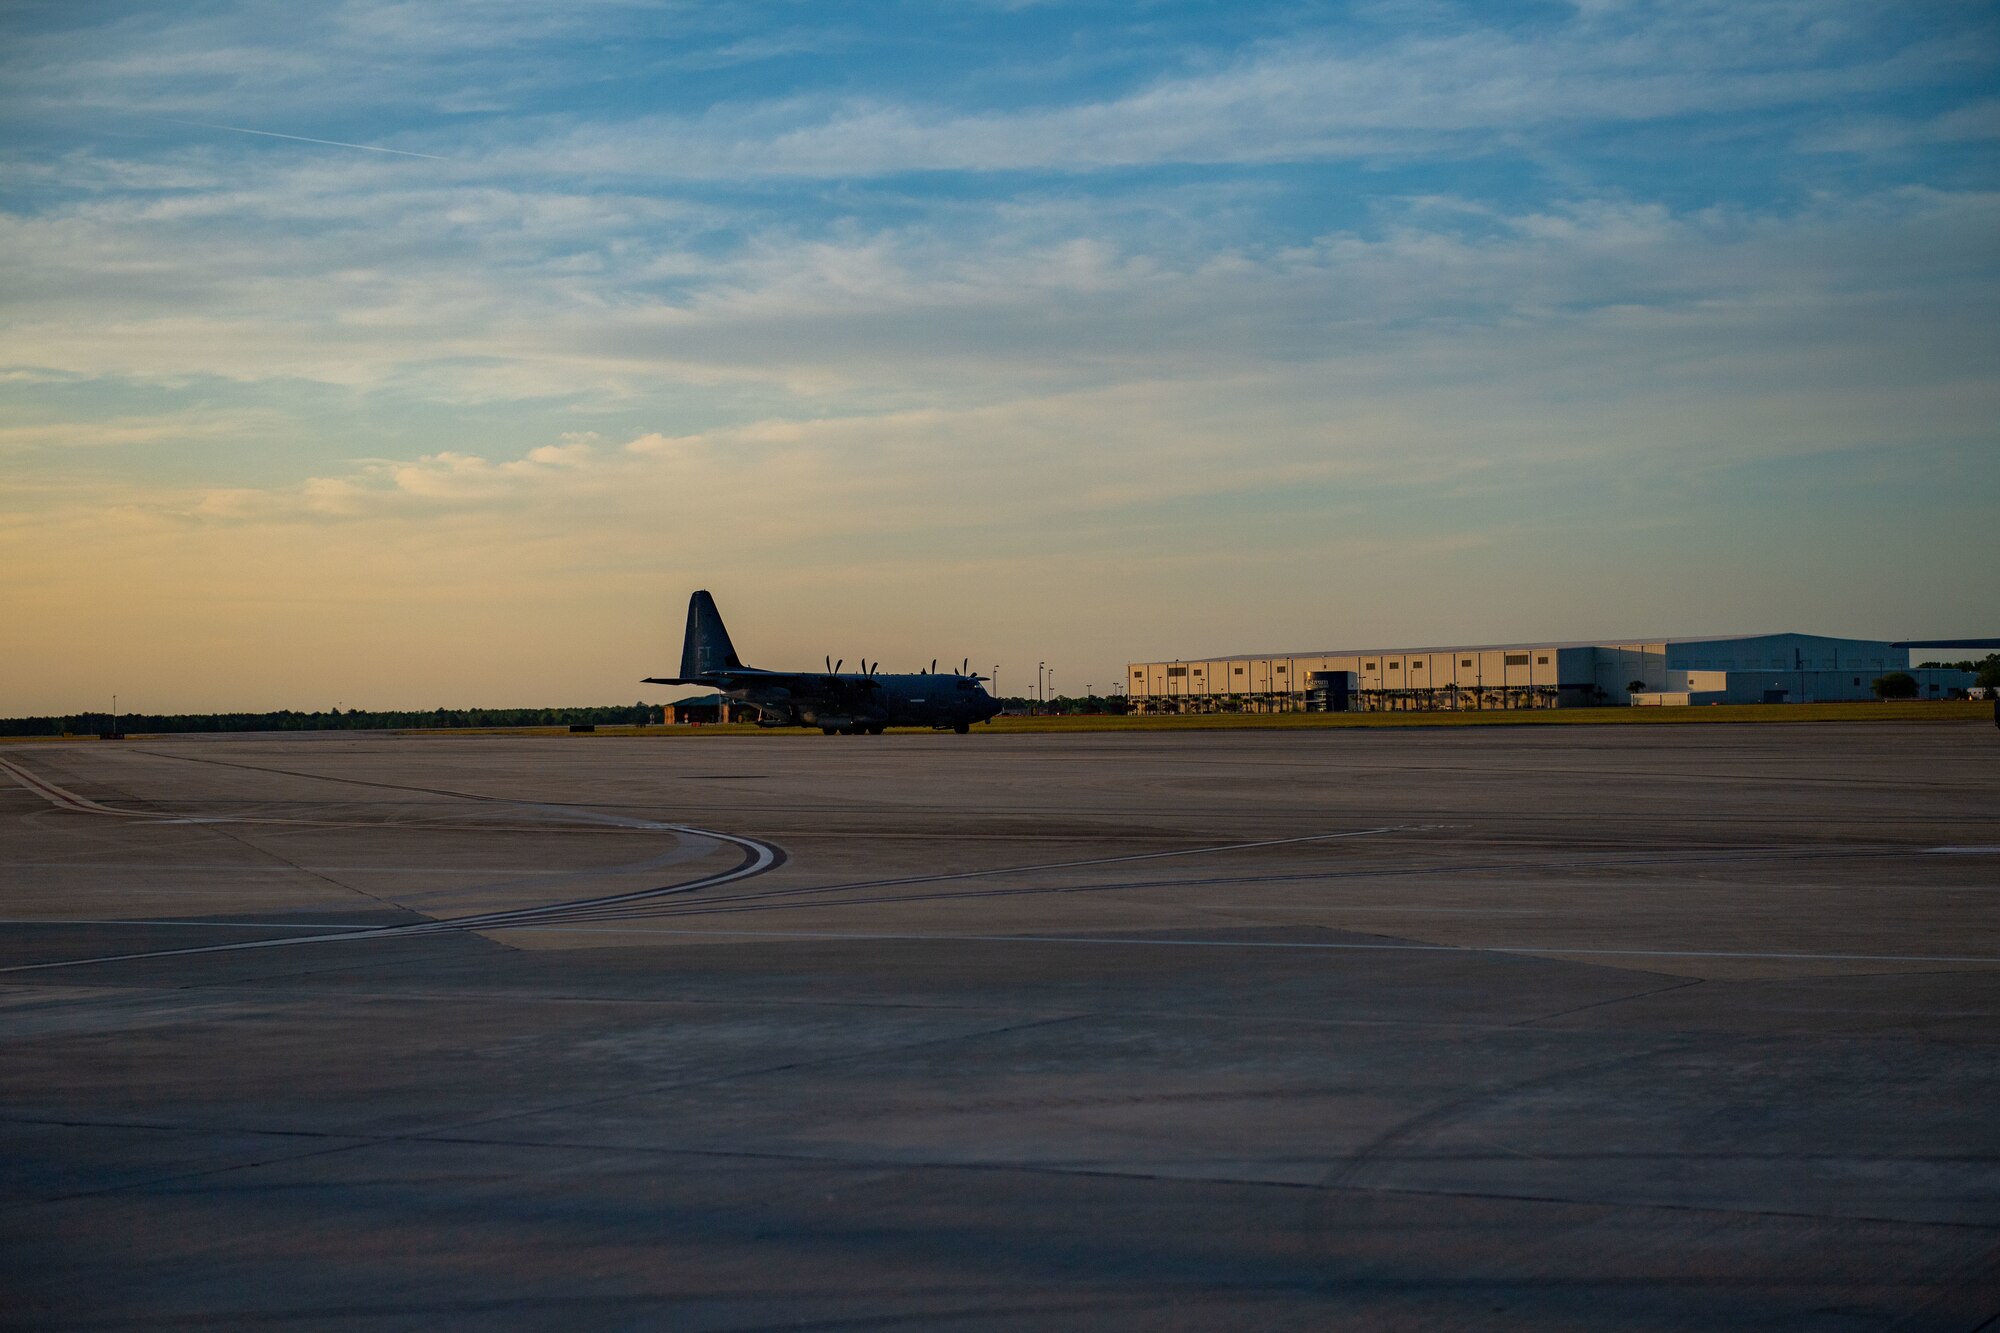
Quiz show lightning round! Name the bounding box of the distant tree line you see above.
[0,703,662,738]
[1916,653,2000,689]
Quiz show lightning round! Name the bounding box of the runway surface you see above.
[1,723,1996,1330]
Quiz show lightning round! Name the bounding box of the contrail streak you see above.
[167,119,449,160]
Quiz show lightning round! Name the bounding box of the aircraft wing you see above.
[642,669,877,694]
[642,669,776,688]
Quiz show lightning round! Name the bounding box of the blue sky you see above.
[2,1,1996,710]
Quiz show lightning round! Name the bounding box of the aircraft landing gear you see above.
[954,722,970,734]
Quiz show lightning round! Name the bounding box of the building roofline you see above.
[1129,632,1911,666]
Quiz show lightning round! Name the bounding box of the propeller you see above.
[960,658,969,676]
[930,659,937,674]
[835,659,844,673]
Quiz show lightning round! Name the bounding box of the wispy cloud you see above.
[163,119,450,159]
[3,168,1993,406]
[0,409,288,452]
[499,11,1986,178]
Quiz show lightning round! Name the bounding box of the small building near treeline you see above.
[670,693,737,724]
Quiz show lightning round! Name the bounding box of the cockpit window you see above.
[956,680,975,690]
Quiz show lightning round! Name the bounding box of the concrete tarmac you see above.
[1,723,1996,1330]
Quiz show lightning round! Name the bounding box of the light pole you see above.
[111,694,117,738]
[1048,669,1055,712]
[1037,661,1044,714]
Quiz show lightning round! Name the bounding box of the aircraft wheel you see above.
[867,725,885,736]
[954,722,970,734]
[821,727,838,736]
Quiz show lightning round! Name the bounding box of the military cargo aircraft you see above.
[644,591,1003,735]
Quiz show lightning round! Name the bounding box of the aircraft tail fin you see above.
[680,590,745,677]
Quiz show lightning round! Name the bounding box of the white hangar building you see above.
[1125,633,1980,713]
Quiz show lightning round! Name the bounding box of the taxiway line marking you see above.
[0,918,389,931]
[485,924,2000,966]
[0,754,788,974]
[0,756,141,818]
[0,831,775,975]
[0,753,695,833]
[723,826,1414,897]
[520,826,1412,927]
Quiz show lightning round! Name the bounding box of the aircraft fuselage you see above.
[731,670,999,733]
